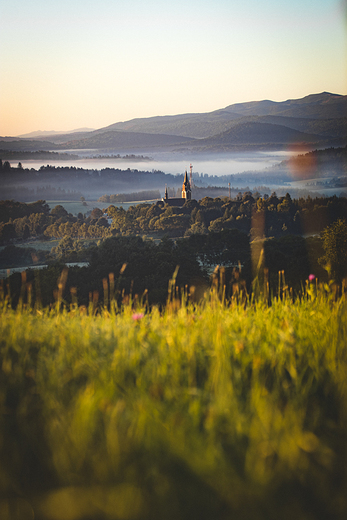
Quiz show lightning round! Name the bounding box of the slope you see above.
[91,92,347,139]
[57,130,194,150]
[187,121,333,150]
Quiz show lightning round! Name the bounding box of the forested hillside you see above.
[1,195,347,308]
[1,193,346,246]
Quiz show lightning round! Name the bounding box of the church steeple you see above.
[162,169,193,206]
[182,170,191,200]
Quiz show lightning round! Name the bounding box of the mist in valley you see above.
[1,147,346,205]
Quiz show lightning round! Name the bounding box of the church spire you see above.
[182,170,191,200]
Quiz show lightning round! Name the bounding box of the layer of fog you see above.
[4,150,346,201]
[19,150,295,177]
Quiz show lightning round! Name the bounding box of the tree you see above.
[51,205,68,218]
[0,222,16,243]
[97,217,109,228]
[90,207,103,220]
[23,224,30,240]
[319,218,347,284]
[55,236,74,253]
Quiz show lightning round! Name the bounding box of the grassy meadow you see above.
[0,278,347,520]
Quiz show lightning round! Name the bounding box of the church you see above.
[163,170,192,207]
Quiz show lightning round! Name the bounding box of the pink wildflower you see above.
[132,312,144,321]
[308,274,315,282]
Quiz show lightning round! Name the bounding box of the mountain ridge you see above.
[95,91,347,139]
[189,121,332,149]
[2,92,346,153]
[17,128,95,139]
[20,91,346,143]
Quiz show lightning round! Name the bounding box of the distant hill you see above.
[221,92,347,119]
[92,92,347,140]
[17,128,95,139]
[0,139,58,151]
[1,92,346,153]
[190,121,329,149]
[56,121,343,153]
[95,112,240,139]
[59,130,194,150]
[243,115,347,138]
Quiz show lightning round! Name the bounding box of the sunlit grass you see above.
[0,283,346,519]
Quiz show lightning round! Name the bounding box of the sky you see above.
[0,0,346,136]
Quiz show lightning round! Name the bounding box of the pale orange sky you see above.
[0,0,346,136]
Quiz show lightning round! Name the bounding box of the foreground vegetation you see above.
[0,280,347,520]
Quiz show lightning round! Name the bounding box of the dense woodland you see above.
[1,194,347,308]
[0,160,185,201]
[106,192,347,237]
[1,193,347,244]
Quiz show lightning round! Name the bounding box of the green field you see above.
[0,283,346,520]
[45,200,110,216]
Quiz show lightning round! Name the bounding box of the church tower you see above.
[181,170,192,200]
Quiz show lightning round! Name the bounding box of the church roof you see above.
[164,198,186,207]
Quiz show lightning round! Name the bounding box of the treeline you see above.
[90,154,152,160]
[0,158,300,196]
[0,237,96,268]
[0,200,112,244]
[0,160,177,183]
[0,185,83,202]
[280,145,347,178]
[0,158,293,198]
[1,194,347,245]
[0,161,186,200]
[0,150,78,160]
[98,190,161,203]
[106,193,347,238]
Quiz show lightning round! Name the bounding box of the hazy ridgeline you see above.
[0,278,347,520]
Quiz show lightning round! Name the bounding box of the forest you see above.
[1,193,347,308]
[1,192,346,245]
[0,161,184,201]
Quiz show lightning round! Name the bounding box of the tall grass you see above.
[0,279,346,520]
